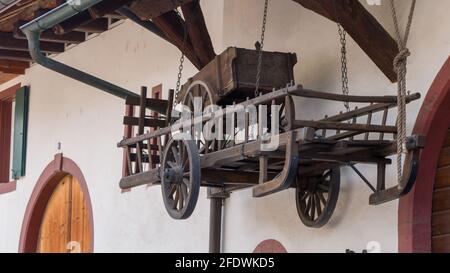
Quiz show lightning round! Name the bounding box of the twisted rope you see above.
[389,0,416,182]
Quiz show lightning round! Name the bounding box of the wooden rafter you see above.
[181,0,216,66]
[292,0,399,82]
[152,10,203,70]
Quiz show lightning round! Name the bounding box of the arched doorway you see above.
[19,154,94,253]
[398,57,450,252]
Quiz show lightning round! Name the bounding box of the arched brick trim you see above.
[253,239,287,253]
[398,56,450,252]
[18,153,94,253]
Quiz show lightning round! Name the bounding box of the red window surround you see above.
[0,83,21,194]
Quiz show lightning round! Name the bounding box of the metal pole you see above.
[209,197,223,253]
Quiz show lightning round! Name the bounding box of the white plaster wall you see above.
[221,0,450,253]
[0,0,449,253]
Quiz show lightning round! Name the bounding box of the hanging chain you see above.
[337,23,350,113]
[172,2,187,104]
[255,0,269,97]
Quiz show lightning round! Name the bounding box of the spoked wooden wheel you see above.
[296,168,340,228]
[182,80,223,153]
[161,135,200,220]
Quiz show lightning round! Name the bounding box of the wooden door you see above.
[37,175,92,253]
[432,129,450,252]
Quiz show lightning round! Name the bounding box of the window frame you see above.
[0,83,21,193]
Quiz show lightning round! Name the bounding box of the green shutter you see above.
[12,86,29,179]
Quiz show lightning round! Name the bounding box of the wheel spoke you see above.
[318,183,330,192]
[305,195,312,216]
[172,146,180,164]
[318,191,327,205]
[173,187,180,210]
[168,184,177,198]
[178,185,184,210]
[315,193,322,216]
[310,194,316,220]
[167,161,176,168]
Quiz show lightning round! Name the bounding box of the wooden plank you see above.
[125,96,168,114]
[435,166,450,189]
[37,176,71,253]
[0,32,64,53]
[292,120,397,134]
[53,11,94,35]
[152,10,203,69]
[13,23,86,44]
[432,210,450,236]
[181,0,216,66]
[433,187,450,212]
[0,59,27,74]
[74,18,109,33]
[70,176,91,253]
[438,147,450,168]
[292,0,398,82]
[88,0,133,18]
[129,153,160,164]
[123,116,166,128]
[291,89,421,104]
[129,0,193,20]
[0,49,31,62]
[432,234,450,253]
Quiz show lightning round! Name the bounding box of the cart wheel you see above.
[296,168,340,228]
[161,135,200,220]
[182,80,224,152]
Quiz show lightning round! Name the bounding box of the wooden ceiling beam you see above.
[53,11,94,35]
[129,0,193,20]
[152,10,202,70]
[292,0,398,82]
[0,59,29,74]
[0,32,64,53]
[88,0,133,19]
[0,49,32,62]
[74,18,109,33]
[13,20,86,44]
[181,0,216,67]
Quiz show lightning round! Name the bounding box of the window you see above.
[0,84,29,193]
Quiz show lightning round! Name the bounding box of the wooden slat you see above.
[433,188,450,212]
[123,116,166,128]
[292,120,397,134]
[181,0,216,66]
[435,166,450,189]
[432,234,450,253]
[129,153,160,164]
[438,147,450,168]
[152,10,203,69]
[74,18,108,33]
[38,176,71,253]
[0,32,64,53]
[432,210,450,236]
[13,23,86,44]
[129,0,193,20]
[0,59,28,74]
[125,96,169,115]
[0,49,31,62]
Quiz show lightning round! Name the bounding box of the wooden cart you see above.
[118,47,424,227]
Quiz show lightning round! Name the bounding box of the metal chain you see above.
[337,23,350,113]
[172,1,187,104]
[255,0,269,97]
